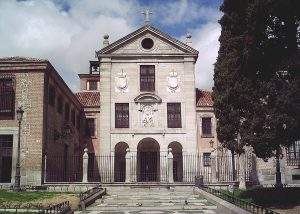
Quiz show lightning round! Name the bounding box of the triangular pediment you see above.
[96,25,198,57]
[134,93,162,103]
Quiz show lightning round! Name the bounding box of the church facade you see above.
[96,24,199,182]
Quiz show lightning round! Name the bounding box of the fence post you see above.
[239,153,246,189]
[168,148,174,183]
[44,154,47,183]
[125,148,131,183]
[211,156,217,183]
[82,148,88,183]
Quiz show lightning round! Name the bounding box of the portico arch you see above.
[114,142,129,182]
[168,142,183,182]
[137,138,160,182]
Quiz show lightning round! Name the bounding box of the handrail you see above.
[40,201,71,213]
[201,186,279,214]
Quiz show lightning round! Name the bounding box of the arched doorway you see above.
[114,142,129,182]
[137,138,160,182]
[168,142,183,182]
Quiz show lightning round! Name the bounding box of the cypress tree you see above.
[214,0,300,188]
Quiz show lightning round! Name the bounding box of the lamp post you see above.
[14,106,24,192]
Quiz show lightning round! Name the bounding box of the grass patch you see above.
[0,190,59,203]
[222,187,300,208]
[0,190,80,210]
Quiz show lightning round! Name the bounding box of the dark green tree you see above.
[213,0,251,180]
[241,0,300,188]
[214,0,300,188]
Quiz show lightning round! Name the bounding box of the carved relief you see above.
[167,70,180,93]
[115,69,128,93]
[141,104,155,127]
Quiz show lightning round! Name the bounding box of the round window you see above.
[141,38,154,50]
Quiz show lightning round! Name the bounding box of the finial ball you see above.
[104,34,109,39]
[186,32,192,39]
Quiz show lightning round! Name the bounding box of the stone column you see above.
[125,148,131,183]
[211,156,217,183]
[43,155,47,183]
[168,148,174,183]
[239,153,246,189]
[160,151,168,182]
[131,150,137,182]
[82,148,88,183]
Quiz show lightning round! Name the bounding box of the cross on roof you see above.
[142,9,152,25]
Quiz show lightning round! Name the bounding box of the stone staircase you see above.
[76,186,218,213]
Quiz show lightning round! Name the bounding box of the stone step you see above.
[89,205,218,211]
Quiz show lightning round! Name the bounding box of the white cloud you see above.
[191,22,221,90]
[0,0,221,91]
[153,0,221,25]
[0,0,137,91]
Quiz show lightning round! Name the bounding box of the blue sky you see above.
[0,0,222,91]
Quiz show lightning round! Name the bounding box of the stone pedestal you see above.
[239,154,246,189]
[82,148,88,183]
[160,151,168,182]
[168,148,174,183]
[211,156,217,183]
[125,148,131,183]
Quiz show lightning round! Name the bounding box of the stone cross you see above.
[142,9,152,25]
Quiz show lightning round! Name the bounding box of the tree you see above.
[214,0,300,188]
[213,0,252,180]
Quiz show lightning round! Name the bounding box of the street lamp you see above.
[14,106,24,192]
[209,140,214,148]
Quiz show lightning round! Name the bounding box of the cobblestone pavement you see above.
[75,187,218,214]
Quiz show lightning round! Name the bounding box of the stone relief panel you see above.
[115,70,129,93]
[140,103,158,128]
[167,70,180,93]
[112,34,185,54]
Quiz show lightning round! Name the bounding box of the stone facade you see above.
[97,25,198,155]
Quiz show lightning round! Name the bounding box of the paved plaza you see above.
[75,187,218,214]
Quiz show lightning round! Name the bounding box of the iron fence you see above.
[201,186,279,214]
[85,153,253,183]
[45,155,82,182]
[43,152,253,183]
[0,201,71,214]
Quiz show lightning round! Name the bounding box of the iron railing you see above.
[43,153,254,183]
[86,153,253,183]
[45,155,82,182]
[0,201,71,214]
[40,201,71,214]
[201,186,279,214]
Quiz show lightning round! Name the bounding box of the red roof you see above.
[196,89,213,107]
[76,91,100,107]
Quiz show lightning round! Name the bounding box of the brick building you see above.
[0,57,84,186]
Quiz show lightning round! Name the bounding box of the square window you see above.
[202,117,212,136]
[115,103,129,128]
[203,153,211,167]
[167,103,182,128]
[140,65,155,92]
[0,78,15,120]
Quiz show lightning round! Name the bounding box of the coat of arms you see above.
[115,69,128,92]
[167,70,179,92]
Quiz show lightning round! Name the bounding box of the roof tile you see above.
[196,89,213,107]
[76,91,100,107]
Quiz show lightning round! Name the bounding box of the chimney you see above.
[186,32,192,47]
[103,34,109,47]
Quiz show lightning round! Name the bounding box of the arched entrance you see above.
[137,138,160,182]
[114,142,129,182]
[168,142,183,182]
